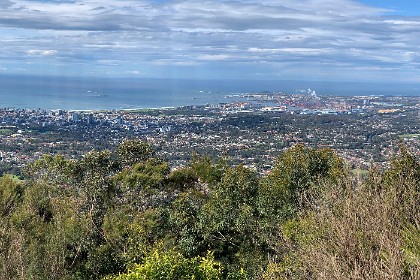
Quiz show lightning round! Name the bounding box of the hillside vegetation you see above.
[0,140,419,279]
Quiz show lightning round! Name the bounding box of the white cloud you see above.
[27,49,57,56]
[151,59,198,66]
[198,54,230,61]
[125,70,141,75]
[0,0,419,81]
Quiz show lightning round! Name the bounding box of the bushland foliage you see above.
[0,140,418,279]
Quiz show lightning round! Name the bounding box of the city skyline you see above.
[1,0,420,83]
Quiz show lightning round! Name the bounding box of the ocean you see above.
[1,74,419,110]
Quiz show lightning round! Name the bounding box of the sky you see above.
[1,0,420,83]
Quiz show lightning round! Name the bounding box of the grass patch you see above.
[400,134,420,139]
[351,168,369,176]
[2,174,24,182]
[0,129,14,135]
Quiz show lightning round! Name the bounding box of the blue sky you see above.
[360,0,420,16]
[1,0,420,82]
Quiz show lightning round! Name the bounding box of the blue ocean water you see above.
[0,75,227,110]
[0,75,419,110]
